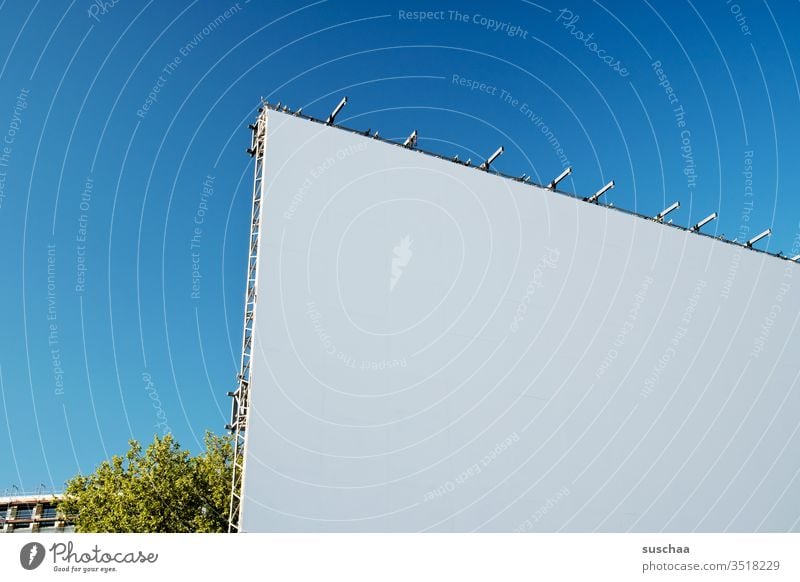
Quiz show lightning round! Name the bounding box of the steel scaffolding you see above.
[227,104,266,533]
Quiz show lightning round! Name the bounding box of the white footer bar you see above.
[2,533,797,581]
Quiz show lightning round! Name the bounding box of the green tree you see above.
[59,432,233,532]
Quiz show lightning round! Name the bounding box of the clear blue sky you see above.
[0,0,798,493]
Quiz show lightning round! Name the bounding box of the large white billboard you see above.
[239,108,800,532]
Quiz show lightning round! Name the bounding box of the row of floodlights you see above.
[255,97,798,261]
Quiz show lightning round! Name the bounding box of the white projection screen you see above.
[239,108,800,532]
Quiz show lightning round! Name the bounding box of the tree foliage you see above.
[59,432,233,532]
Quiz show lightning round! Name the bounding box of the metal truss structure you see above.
[227,104,267,533]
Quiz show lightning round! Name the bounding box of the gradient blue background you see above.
[0,0,797,493]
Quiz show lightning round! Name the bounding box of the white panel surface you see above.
[240,109,800,532]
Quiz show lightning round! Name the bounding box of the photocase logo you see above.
[390,235,414,291]
[20,542,46,570]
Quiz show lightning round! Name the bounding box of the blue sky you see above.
[0,0,798,493]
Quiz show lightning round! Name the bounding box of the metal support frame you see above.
[227,104,267,533]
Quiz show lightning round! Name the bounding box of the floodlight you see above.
[692,212,717,232]
[585,180,614,203]
[547,167,572,189]
[746,228,771,248]
[791,254,800,262]
[403,130,418,148]
[655,201,680,222]
[294,108,302,116]
[326,96,347,125]
[479,146,504,170]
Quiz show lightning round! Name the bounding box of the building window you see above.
[15,506,34,520]
[41,507,57,519]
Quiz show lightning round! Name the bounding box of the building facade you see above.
[0,494,74,533]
